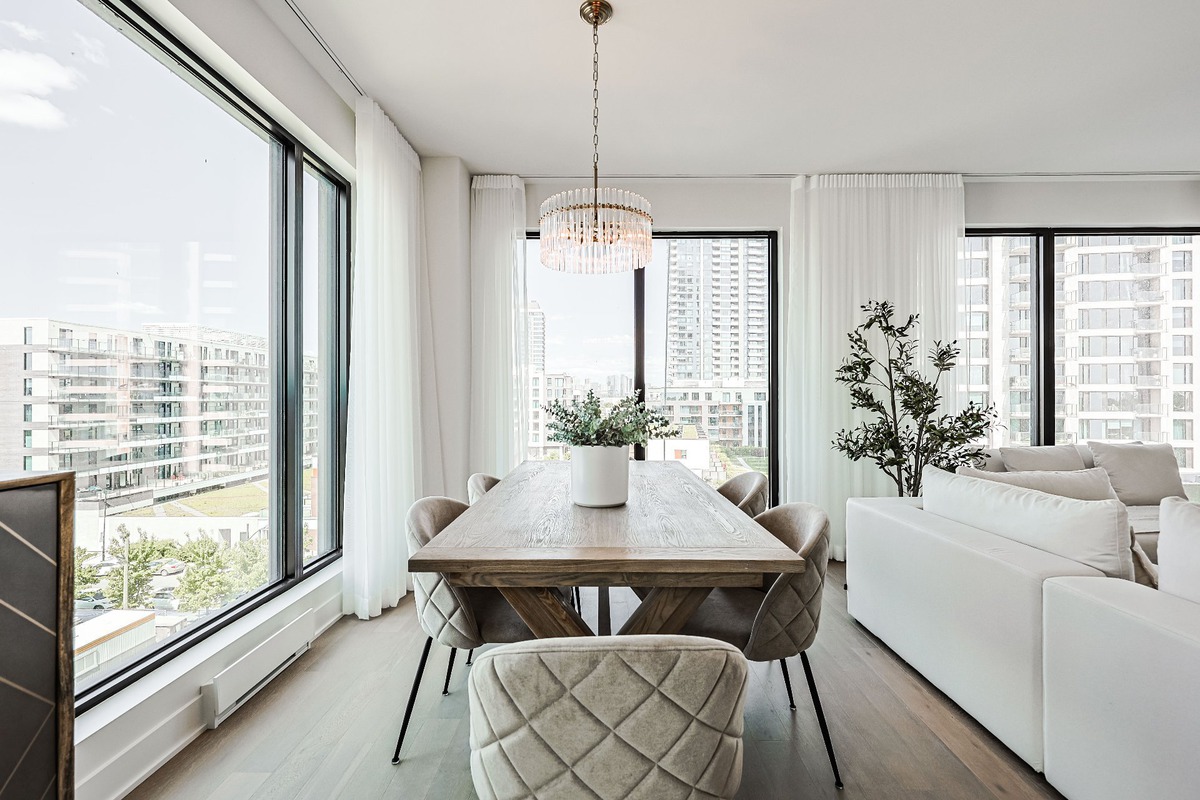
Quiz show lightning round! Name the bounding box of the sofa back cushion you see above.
[1158,497,1200,605]
[956,466,1119,502]
[923,466,1133,580]
[1087,441,1187,507]
[998,445,1091,472]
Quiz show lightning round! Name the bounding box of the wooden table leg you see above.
[597,586,611,635]
[498,587,594,638]
[617,586,713,636]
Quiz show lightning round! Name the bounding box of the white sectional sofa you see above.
[847,485,1200,799]
[1043,577,1200,800]
[846,497,1101,772]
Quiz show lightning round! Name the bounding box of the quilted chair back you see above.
[468,635,748,800]
[467,473,501,505]
[716,471,769,518]
[744,503,832,663]
[406,497,483,651]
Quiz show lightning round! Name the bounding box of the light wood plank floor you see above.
[128,563,1064,800]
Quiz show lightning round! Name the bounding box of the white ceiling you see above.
[277,0,1200,177]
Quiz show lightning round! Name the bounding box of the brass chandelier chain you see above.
[591,18,600,236]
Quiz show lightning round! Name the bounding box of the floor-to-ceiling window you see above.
[524,233,777,498]
[0,0,349,707]
[958,230,1200,482]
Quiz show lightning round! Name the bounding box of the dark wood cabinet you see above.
[0,472,75,800]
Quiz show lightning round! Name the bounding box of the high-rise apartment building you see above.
[958,235,1200,477]
[0,318,316,509]
[528,301,546,373]
[666,238,768,384]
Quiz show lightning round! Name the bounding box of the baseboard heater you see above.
[200,608,315,729]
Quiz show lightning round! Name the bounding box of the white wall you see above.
[524,177,792,243]
[420,157,473,500]
[136,0,355,176]
[964,177,1200,228]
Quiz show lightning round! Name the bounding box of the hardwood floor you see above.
[127,563,1064,800]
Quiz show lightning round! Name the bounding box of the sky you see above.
[0,0,288,343]
[526,237,673,387]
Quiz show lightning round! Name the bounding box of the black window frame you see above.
[73,0,351,714]
[526,229,780,506]
[965,226,1200,447]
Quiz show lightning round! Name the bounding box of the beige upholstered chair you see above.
[467,472,501,505]
[392,496,542,764]
[717,471,769,518]
[468,635,748,800]
[678,502,843,789]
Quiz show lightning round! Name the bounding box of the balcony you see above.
[1134,347,1167,359]
[1137,375,1166,386]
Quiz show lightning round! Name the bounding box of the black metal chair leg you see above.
[392,636,433,764]
[801,651,844,790]
[466,648,474,666]
[442,647,457,695]
[779,658,797,710]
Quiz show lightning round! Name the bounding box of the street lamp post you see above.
[87,486,111,560]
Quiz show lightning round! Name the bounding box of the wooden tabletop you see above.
[408,460,805,588]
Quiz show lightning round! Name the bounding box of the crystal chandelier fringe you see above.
[539,187,652,274]
[539,0,652,274]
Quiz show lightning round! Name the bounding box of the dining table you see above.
[407,460,806,638]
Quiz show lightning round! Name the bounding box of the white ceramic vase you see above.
[570,445,629,508]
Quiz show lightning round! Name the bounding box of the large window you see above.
[524,234,777,496]
[0,0,348,706]
[959,230,1200,481]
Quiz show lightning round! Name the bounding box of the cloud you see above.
[0,21,43,41]
[0,49,79,129]
[66,302,165,316]
[73,33,107,65]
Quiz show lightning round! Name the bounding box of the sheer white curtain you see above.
[343,97,425,619]
[469,176,529,477]
[783,174,964,559]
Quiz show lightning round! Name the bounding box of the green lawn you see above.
[177,481,269,517]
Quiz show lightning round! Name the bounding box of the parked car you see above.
[87,558,120,577]
[149,558,186,576]
[75,592,113,611]
[149,588,179,612]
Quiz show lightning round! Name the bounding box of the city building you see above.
[0,318,317,511]
[957,235,1200,479]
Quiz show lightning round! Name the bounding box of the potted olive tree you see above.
[543,390,679,507]
[833,300,998,496]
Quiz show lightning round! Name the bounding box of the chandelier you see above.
[539,0,652,274]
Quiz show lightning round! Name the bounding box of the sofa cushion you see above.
[956,466,1118,501]
[1087,441,1187,506]
[1129,528,1159,589]
[999,445,1088,472]
[1158,497,1200,605]
[923,466,1133,580]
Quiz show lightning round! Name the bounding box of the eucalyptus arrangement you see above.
[832,300,998,497]
[543,389,679,448]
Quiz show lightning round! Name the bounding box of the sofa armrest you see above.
[1044,578,1200,800]
[846,497,1103,772]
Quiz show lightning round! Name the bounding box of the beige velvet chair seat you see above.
[468,635,748,800]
